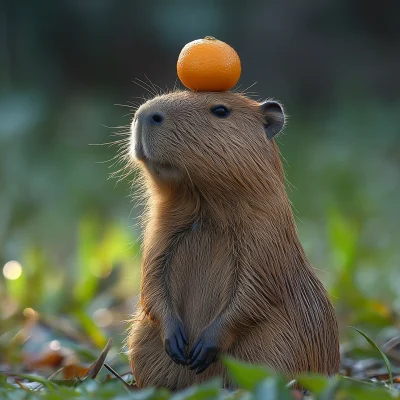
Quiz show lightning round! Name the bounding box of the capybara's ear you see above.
[260,101,285,139]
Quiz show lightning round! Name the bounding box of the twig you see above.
[104,363,137,391]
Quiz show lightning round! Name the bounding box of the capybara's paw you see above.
[163,317,189,366]
[189,330,219,374]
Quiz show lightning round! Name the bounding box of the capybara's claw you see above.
[189,334,219,373]
[164,317,188,365]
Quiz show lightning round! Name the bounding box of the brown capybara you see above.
[126,90,340,389]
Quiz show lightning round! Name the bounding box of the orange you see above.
[177,36,241,92]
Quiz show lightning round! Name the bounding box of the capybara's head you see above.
[130,91,285,193]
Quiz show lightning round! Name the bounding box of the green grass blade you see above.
[350,326,393,387]
[222,356,271,391]
[5,373,59,389]
[296,374,329,394]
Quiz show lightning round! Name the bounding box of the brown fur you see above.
[127,90,340,389]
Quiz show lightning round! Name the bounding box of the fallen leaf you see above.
[62,363,91,380]
[81,337,113,380]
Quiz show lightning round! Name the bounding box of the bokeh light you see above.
[93,308,113,328]
[49,340,61,351]
[2,261,22,280]
[23,308,38,318]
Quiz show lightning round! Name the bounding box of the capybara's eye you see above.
[210,105,231,118]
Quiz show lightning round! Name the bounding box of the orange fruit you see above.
[177,36,241,92]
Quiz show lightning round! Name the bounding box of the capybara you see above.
[127,90,340,389]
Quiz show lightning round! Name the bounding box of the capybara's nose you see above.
[146,112,164,125]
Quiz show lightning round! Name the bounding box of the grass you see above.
[0,354,398,399]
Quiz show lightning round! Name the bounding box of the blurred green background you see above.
[1,0,400,356]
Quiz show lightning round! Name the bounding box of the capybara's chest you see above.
[166,228,233,337]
